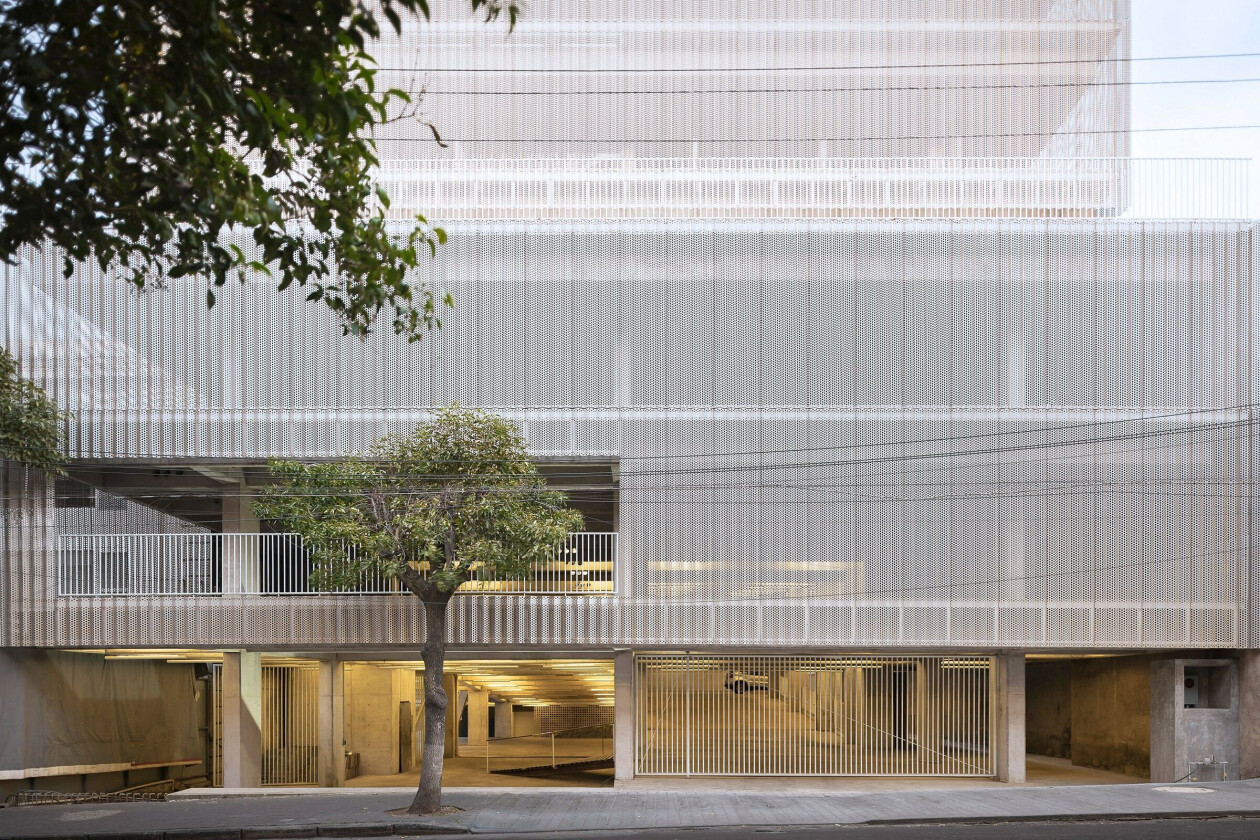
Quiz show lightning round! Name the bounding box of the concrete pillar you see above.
[493,697,514,739]
[318,659,345,787]
[1241,652,1260,779]
[614,649,634,783]
[222,651,262,788]
[443,673,459,758]
[221,486,259,593]
[466,688,490,746]
[995,653,1026,783]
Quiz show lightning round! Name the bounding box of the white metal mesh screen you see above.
[372,0,1129,160]
[2,218,1253,649]
[635,653,993,776]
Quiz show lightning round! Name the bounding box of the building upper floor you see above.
[372,0,1131,160]
[2,217,1252,459]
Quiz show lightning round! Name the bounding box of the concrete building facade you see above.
[2,0,1258,792]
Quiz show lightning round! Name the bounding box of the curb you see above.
[5,811,1260,840]
[863,810,1260,827]
[0,823,471,840]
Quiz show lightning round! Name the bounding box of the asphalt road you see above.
[453,817,1260,840]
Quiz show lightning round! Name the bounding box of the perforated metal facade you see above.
[2,1,1257,653]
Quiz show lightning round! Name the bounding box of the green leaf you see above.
[0,0,517,342]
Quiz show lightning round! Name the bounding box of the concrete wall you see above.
[343,664,412,777]
[0,650,201,796]
[514,708,539,737]
[1026,661,1071,758]
[1150,658,1240,783]
[1071,655,1151,777]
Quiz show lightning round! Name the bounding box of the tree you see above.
[254,406,583,814]
[0,346,65,472]
[0,0,516,339]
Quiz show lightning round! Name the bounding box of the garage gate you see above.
[635,653,992,777]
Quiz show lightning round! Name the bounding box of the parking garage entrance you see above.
[635,654,993,777]
[208,656,617,788]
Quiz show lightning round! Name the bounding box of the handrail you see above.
[55,531,617,597]
[484,725,613,773]
[371,157,1251,221]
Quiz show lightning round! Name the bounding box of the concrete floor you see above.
[346,738,614,789]
[345,748,1144,791]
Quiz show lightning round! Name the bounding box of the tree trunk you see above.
[408,596,450,815]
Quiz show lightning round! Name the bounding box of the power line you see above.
[376,123,1260,143]
[52,403,1251,468]
[398,76,1260,95]
[37,410,1253,495]
[373,49,1260,74]
[27,426,1255,508]
[39,415,1249,493]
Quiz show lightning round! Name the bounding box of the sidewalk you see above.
[3,779,1260,839]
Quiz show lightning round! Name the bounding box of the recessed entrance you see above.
[342,657,615,788]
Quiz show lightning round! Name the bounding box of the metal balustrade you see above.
[56,532,617,597]
[375,158,1250,221]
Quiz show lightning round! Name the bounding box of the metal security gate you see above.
[210,664,320,786]
[635,654,992,777]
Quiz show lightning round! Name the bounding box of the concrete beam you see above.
[221,651,262,788]
[995,653,1026,783]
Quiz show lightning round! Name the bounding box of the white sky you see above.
[1131,0,1260,215]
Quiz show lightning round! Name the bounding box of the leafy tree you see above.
[0,346,65,472]
[254,406,583,814]
[0,0,515,339]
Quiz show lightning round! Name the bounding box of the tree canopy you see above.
[255,406,582,599]
[255,406,582,814]
[0,0,514,339]
[0,346,65,472]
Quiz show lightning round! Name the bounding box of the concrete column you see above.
[221,486,259,593]
[1241,652,1260,779]
[221,651,262,788]
[493,697,514,739]
[443,674,459,758]
[466,688,490,746]
[318,659,345,787]
[994,653,1026,783]
[614,649,634,783]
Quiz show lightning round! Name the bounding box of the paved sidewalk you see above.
[3,780,1260,839]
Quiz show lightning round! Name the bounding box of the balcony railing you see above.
[375,157,1250,221]
[55,532,616,597]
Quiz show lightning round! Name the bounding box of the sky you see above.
[1131,0,1260,216]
